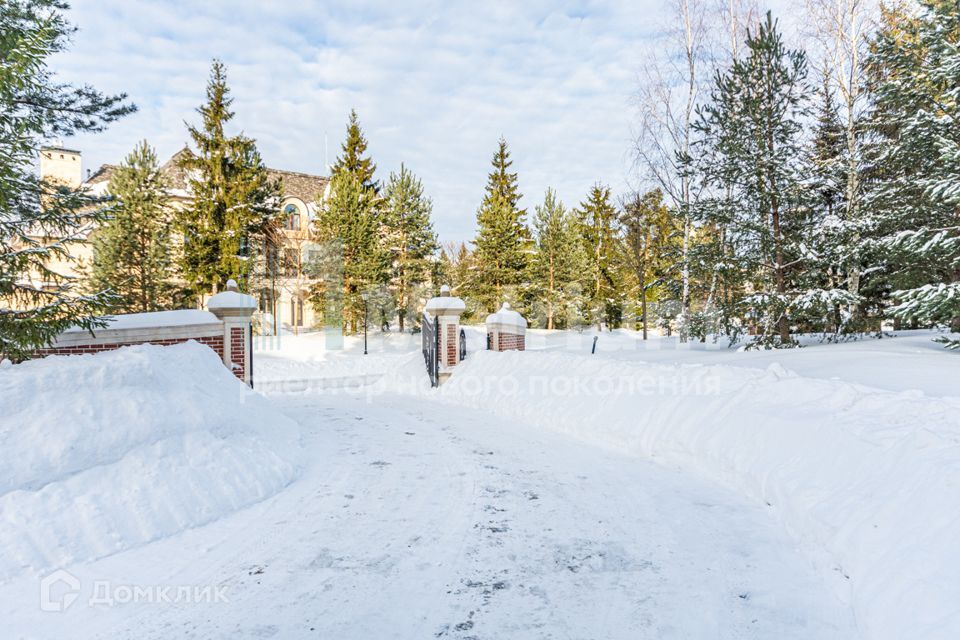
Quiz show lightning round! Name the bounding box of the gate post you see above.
[486,302,527,351]
[425,285,466,385]
[207,279,257,386]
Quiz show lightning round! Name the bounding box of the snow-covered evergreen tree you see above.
[0,0,134,360]
[863,1,960,348]
[692,12,854,347]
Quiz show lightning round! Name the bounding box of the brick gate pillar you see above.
[425,285,466,385]
[486,302,527,351]
[207,279,257,386]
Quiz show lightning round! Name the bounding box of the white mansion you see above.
[37,145,330,332]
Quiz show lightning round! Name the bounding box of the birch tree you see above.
[634,0,711,341]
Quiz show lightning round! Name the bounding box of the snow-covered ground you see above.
[0,344,302,582]
[1,328,956,638]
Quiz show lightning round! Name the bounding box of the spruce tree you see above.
[177,60,281,301]
[808,81,856,334]
[89,141,178,312]
[331,109,377,191]
[577,184,622,329]
[810,81,847,221]
[382,164,438,331]
[470,137,531,312]
[530,189,584,329]
[0,0,134,359]
[864,1,960,348]
[311,110,385,333]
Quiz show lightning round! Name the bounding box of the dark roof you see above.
[266,168,329,202]
[158,146,194,191]
[85,164,117,185]
[84,147,328,202]
[41,145,82,155]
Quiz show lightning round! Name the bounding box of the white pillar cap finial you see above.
[440,284,451,295]
[501,302,511,310]
[226,279,239,292]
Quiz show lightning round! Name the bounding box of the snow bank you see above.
[0,341,301,580]
[439,350,960,640]
[63,309,221,332]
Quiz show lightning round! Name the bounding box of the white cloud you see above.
[51,0,799,243]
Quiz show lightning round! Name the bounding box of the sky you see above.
[51,0,792,244]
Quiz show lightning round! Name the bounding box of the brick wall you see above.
[445,324,457,366]
[35,335,225,359]
[229,326,246,381]
[29,305,255,386]
[497,332,525,351]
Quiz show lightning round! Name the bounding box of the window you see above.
[258,288,274,313]
[290,295,304,327]
[283,203,301,231]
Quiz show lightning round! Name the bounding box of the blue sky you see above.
[50,1,789,244]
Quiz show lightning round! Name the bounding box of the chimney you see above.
[39,146,82,188]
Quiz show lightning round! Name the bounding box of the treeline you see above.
[87,62,442,337]
[623,1,960,349]
[443,2,959,350]
[307,110,439,334]
[441,139,682,339]
[4,0,957,358]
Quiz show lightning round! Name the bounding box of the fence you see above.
[421,311,440,387]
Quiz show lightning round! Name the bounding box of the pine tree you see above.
[176,60,281,302]
[382,164,438,331]
[619,189,679,339]
[89,141,178,312]
[692,12,844,347]
[864,1,960,348]
[311,110,386,333]
[470,138,531,312]
[530,189,584,329]
[0,0,135,360]
[577,184,622,329]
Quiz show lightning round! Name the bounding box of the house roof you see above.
[84,147,328,203]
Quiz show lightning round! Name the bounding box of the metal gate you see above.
[422,312,440,387]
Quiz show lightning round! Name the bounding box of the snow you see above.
[484,302,527,327]
[0,342,301,581]
[2,328,957,638]
[518,327,960,397]
[424,295,466,314]
[62,309,221,332]
[206,283,256,311]
[1,386,855,639]
[433,344,960,640]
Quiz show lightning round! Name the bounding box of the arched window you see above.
[290,294,304,327]
[283,203,301,231]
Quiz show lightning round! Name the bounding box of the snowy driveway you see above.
[10,386,855,639]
